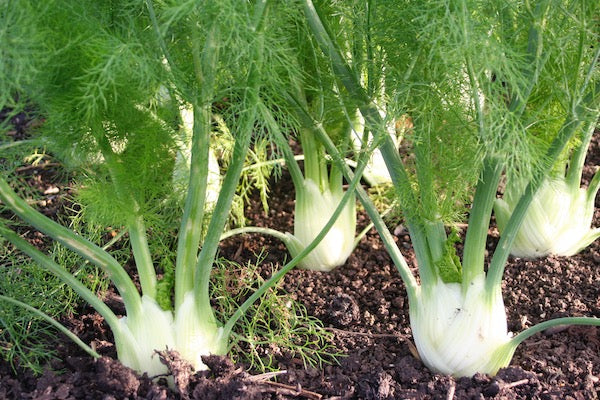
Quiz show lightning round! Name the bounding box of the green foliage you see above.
[0,142,92,373]
[435,228,463,283]
[0,1,42,114]
[231,138,277,228]
[0,250,74,374]
[211,256,340,372]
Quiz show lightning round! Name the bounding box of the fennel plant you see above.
[301,0,600,377]
[495,113,600,258]
[222,25,362,272]
[0,0,367,379]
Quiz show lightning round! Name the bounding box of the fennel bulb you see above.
[495,177,600,258]
[173,292,227,371]
[285,178,356,271]
[113,296,176,377]
[409,276,514,377]
[114,295,226,377]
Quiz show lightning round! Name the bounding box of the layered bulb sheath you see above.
[285,178,356,271]
[409,276,515,377]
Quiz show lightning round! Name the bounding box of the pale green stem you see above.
[566,112,600,189]
[587,168,600,205]
[0,140,35,150]
[174,102,211,309]
[261,105,305,189]
[194,105,255,322]
[128,215,157,299]
[299,128,326,189]
[194,0,269,322]
[102,229,127,250]
[511,317,600,347]
[174,22,219,310]
[0,295,101,359]
[423,220,446,268]
[352,205,394,250]
[0,177,142,316]
[461,158,504,290]
[0,224,120,330]
[220,226,291,244]
[508,0,550,116]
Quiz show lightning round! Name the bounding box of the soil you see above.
[1,111,599,399]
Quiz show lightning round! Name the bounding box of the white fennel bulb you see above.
[113,295,176,377]
[113,294,226,377]
[494,177,600,258]
[409,276,514,377]
[174,292,227,371]
[285,178,356,271]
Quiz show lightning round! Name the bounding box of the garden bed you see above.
[1,134,599,399]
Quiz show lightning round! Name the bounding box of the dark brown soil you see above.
[1,113,599,399]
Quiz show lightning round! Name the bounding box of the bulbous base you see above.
[409,276,513,377]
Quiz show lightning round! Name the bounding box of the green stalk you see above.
[414,124,435,220]
[95,132,158,301]
[352,204,394,251]
[0,224,120,331]
[461,158,504,289]
[174,102,211,308]
[194,0,269,319]
[127,215,156,299]
[587,168,600,205]
[364,0,375,98]
[174,24,219,310]
[0,140,35,150]
[299,128,326,188]
[0,177,142,316]
[510,317,600,347]
[508,0,550,116]
[260,106,304,189]
[0,295,101,359]
[566,112,600,190]
[328,160,343,193]
[194,106,255,319]
[220,226,291,244]
[486,84,600,295]
[145,0,185,94]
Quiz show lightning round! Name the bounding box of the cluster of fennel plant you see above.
[300,0,600,377]
[1,0,600,387]
[0,0,368,380]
